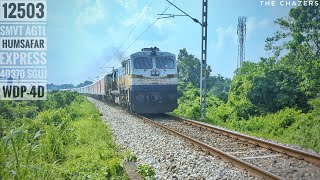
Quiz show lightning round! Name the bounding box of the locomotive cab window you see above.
[156,57,175,69]
[133,57,153,69]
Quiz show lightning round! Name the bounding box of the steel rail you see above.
[136,114,283,180]
[89,97,319,179]
[167,114,320,166]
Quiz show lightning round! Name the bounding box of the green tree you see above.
[207,74,231,102]
[177,48,211,87]
[265,4,320,99]
[76,81,93,88]
[227,62,261,119]
[247,58,309,113]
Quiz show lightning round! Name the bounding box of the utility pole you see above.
[160,0,208,120]
[200,0,208,120]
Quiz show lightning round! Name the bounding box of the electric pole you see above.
[160,0,208,120]
[200,0,208,120]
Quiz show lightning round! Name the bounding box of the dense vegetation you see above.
[174,5,320,152]
[0,91,126,179]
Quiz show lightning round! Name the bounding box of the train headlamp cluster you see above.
[151,70,160,76]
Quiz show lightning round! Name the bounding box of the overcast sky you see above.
[47,0,293,84]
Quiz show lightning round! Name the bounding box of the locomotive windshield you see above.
[156,57,175,69]
[133,57,153,69]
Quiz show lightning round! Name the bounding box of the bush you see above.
[137,164,155,180]
[174,83,223,120]
[214,106,320,152]
[207,103,236,124]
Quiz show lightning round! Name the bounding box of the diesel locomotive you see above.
[74,47,178,113]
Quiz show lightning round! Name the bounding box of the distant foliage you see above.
[47,80,93,90]
[76,80,93,88]
[47,83,75,90]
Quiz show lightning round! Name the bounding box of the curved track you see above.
[137,114,320,180]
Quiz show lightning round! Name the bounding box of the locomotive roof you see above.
[130,50,175,57]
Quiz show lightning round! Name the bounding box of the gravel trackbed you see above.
[89,98,256,180]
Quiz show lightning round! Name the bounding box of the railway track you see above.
[137,113,320,180]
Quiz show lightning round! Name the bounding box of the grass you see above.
[174,96,320,153]
[137,164,155,180]
[0,92,127,179]
[206,106,320,153]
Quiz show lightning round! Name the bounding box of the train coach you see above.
[77,47,178,113]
